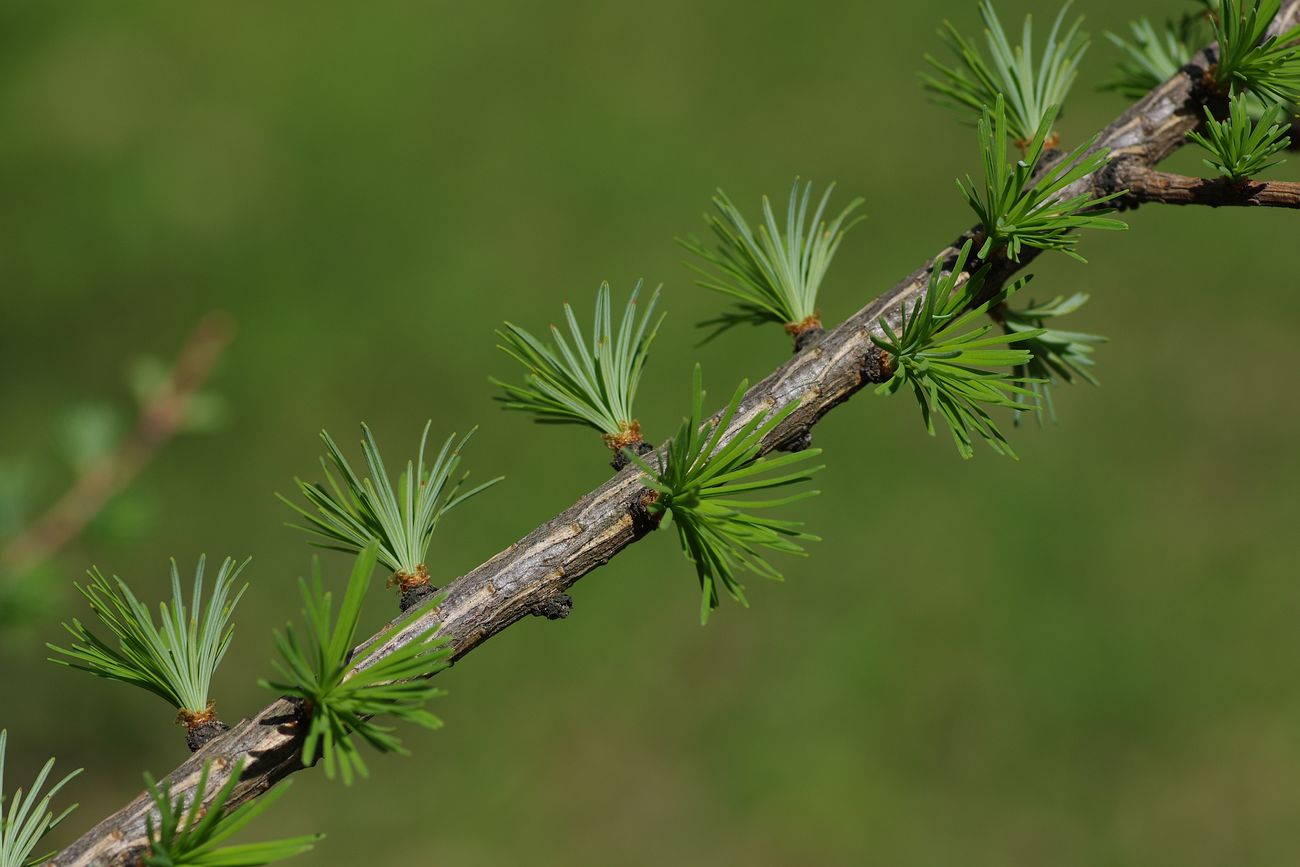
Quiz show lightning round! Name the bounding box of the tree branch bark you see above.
[1121,166,1300,208]
[46,5,1300,863]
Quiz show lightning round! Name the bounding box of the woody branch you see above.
[47,3,1300,863]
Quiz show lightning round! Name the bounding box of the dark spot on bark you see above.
[793,326,825,353]
[775,429,814,453]
[186,719,230,753]
[1185,60,1228,117]
[1099,159,1140,211]
[610,439,654,472]
[399,582,438,612]
[531,593,573,620]
[629,489,663,537]
[860,346,893,384]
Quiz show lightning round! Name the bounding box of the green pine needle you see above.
[873,240,1044,459]
[492,281,664,441]
[959,95,1128,263]
[141,760,319,866]
[1212,0,1300,105]
[923,0,1089,145]
[626,366,823,624]
[0,730,81,867]
[1188,93,1292,180]
[679,180,864,340]
[282,422,500,583]
[260,544,451,786]
[48,556,249,716]
[1102,16,1200,98]
[1000,292,1107,425]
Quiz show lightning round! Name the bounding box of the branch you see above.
[1121,166,1300,208]
[3,313,236,578]
[47,4,1300,863]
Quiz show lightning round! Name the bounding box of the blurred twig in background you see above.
[1,312,235,580]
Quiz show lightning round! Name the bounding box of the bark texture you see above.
[1122,167,1300,208]
[48,6,1300,864]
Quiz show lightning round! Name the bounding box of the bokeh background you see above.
[3,1,1299,864]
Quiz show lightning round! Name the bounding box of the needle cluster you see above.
[999,292,1106,424]
[494,281,664,451]
[924,0,1089,145]
[873,241,1042,458]
[0,731,81,867]
[1188,93,1292,179]
[680,181,864,343]
[1212,0,1300,105]
[141,760,319,866]
[627,367,823,623]
[959,96,1127,262]
[261,544,450,785]
[48,556,249,721]
[283,423,499,590]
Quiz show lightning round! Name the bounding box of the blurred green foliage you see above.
[1,1,1299,865]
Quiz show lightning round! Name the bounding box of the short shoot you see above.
[260,544,451,785]
[48,556,249,729]
[627,366,823,623]
[0,730,81,867]
[680,180,864,343]
[283,422,499,594]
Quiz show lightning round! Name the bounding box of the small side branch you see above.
[1124,167,1300,209]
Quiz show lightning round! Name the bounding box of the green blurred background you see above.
[3,1,1299,864]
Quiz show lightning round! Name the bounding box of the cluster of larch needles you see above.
[7,0,1300,864]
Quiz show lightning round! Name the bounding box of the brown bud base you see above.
[602,420,644,453]
[1014,131,1060,151]
[389,564,430,592]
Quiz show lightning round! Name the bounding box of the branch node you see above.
[530,593,573,620]
[609,438,654,472]
[399,581,438,612]
[1099,158,1142,212]
[775,429,815,453]
[1185,60,1229,116]
[389,563,430,591]
[787,315,824,352]
[630,489,662,536]
[860,346,894,384]
[186,720,230,752]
